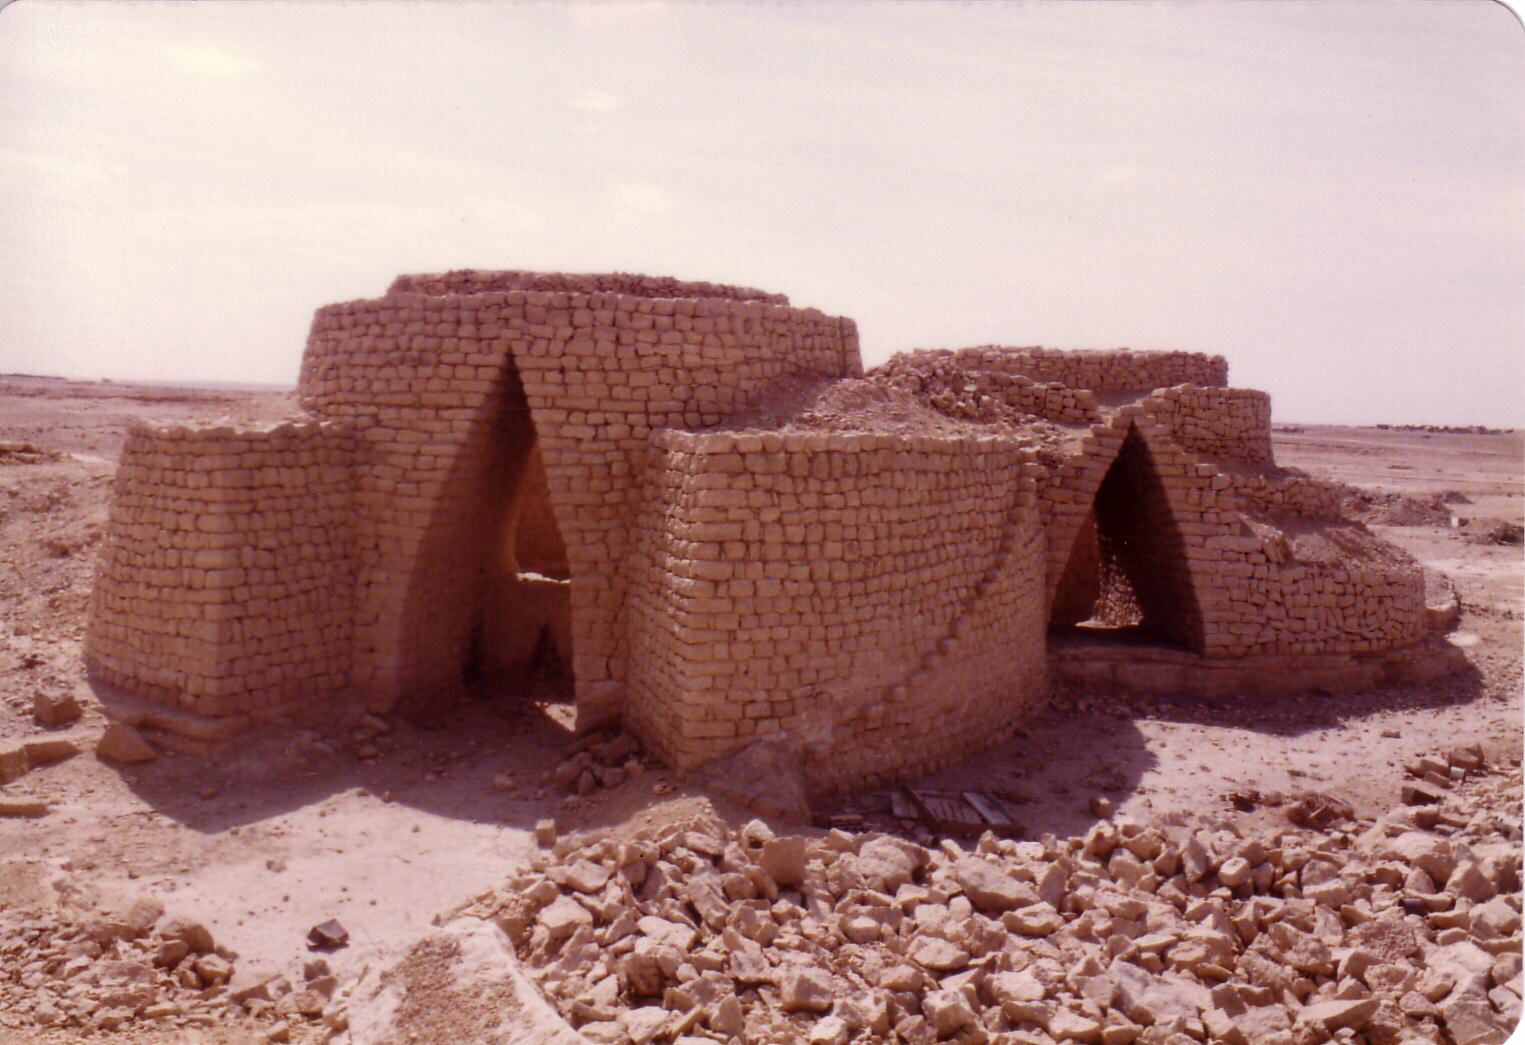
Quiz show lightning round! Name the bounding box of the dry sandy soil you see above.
[0,375,1520,1042]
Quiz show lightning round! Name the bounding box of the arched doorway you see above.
[472,436,574,694]
[1049,426,1204,652]
[388,363,576,714]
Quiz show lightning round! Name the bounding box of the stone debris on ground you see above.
[0,896,352,1040]
[33,689,82,728]
[549,730,650,797]
[94,721,158,764]
[306,920,350,952]
[445,742,1523,1045]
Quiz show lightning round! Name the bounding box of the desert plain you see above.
[0,373,1520,1044]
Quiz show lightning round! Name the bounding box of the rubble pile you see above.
[549,730,650,797]
[867,356,1078,450]
[478,745,1520,1044]
[0,897,350,1041]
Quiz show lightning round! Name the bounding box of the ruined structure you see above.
[85,271,1446,795]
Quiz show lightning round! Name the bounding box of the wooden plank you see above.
[891,789,919,820]
[963,791,1007,826]
[964,791,1024,835]
[908,787,990,833]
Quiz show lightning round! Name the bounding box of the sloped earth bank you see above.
[0,376,1520,1043]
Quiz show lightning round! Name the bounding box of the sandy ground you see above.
[0,375,1520,1041]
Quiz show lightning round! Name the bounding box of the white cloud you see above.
[569,88,621,113]
[613,182,671,213]
[162,44,258,78]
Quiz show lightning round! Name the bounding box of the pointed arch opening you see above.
[389,363,576,715]
[473,433,574,697]
[1048,426,1204,653]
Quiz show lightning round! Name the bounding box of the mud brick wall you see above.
[297,286,860,723]
[85,420,356,715]
[1036,408,1426,657]
[1228,473,1347,518]
[1142,386,1273,466]
[872,356,1100,425]
[624,429,1048,788]
[910,347,1228,394]
[387,270,789,304]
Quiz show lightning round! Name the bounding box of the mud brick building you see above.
[85,271,1441,795]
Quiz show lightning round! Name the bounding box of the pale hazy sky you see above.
[2,0,1522,425]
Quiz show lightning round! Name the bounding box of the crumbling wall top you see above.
[905,346,1229,395]
[386,269,790,304]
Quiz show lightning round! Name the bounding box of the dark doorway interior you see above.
[1048,427,1204,653]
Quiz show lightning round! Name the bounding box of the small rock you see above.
[109,896,164,939]
[153,939,190,967]
[779,966,834,1013]
[96,722,157,763]
[558,859,612,894]
[923,988,976,1036]
[1003,902,1065,935]
[306,919,349,951]
[807,1014,850,1045]
[1401,782,1443,806]
[621,1006,669,1044]
[193,954,233,986]
[759,836,807,887]
[0,797,48,818]
[1217,856,1252,888]
[709,995,744,1035]
[34,690,82,727]
[855,837,922,892]
[1298,996,1377,1033]
[1048,1007,1105,1042]
[161,916,214,953]
[540,895,593,941]
[23,737,79,766]
[638,916,697,952]
[0,746,27,784]
[952,856,1036,912]
[907,935,969,971]
[535,819,557,847]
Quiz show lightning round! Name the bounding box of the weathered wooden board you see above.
[901,786,1023,835]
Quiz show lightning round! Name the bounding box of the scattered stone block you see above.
[779,966,833,1013]
[305,919,349,951]
[0,796,47,818]
[96,723,157,764]
[33,690,82,727]
[759,836,807,887]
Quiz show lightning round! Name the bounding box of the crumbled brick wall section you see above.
[85,419,356,715]
[1142,385,1274,466]
[1228,473,1347,518]
[1036,408,1426,657]
[902,347,1228,395]
[624,430,1047,786]
[386,270,789,304]
[297,286,860,722]
[871,356,1100,425]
